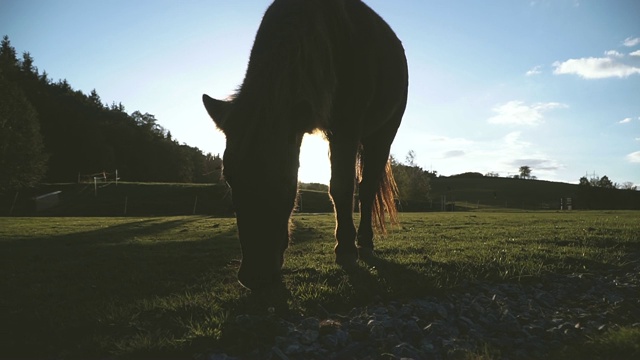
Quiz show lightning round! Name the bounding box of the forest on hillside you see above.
[0,36,222,193]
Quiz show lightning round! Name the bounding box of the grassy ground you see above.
[1,211,639,358]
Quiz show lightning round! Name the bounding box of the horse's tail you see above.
[371,158,399,234]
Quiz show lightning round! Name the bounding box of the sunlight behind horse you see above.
[299,133,331,185]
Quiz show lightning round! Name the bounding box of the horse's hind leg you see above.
[357,115,402,258]
[328,136,359,267]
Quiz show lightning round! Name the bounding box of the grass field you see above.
[1,211,639,358]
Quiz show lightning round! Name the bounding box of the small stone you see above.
[393,342,424,359]
[456,316,474,334]
[335,329,348,346]
[319,319,341,334]
[420,339,436,353]
[403,319,422,340]
[436,304,448,319]
[271,346,289,360]
[370,324,385,339]
[284,343,303,356]
[320,334,339,349]
[299,329,319,345]
[300,317,320,330]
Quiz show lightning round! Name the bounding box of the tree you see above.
[131,110,165,136]
[0,73,48,192]
[88,89,103,108]
[38,70,49,84]
[391,152,431,201]
[519,166,532,179]
[579,174,623,189]
[597,175,615,189]
[0,35,18,69]
[405,150,416,167]
[20,52,35,74]
[579,176,590,186]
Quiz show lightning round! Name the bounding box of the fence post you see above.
[94,177,97,197]
[193,196,198,215]
[124,196,128,216]
[9,192,18,216]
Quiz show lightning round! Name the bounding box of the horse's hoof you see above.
[335,243,358,267]
[335,254,358,268]
[357,246,376,263]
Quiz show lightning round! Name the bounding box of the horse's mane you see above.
[226,0,352,143]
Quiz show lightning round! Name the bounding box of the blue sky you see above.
[2,0,639,186]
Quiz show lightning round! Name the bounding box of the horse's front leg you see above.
[328,138,359,267]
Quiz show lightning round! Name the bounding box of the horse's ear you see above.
[202,94,230,131]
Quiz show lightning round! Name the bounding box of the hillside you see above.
[428,176,640,211]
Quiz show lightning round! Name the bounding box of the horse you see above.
[203,0,408,291]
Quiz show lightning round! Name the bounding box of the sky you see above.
[1,0,639,186]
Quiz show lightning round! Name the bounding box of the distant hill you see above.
[428,176,640,211]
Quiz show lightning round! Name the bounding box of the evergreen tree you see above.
[20,52,36,74]
[0,35,18,70]
[88,89,103,108]
[0,73,48,192]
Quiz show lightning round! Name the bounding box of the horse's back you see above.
[245,0,407,135]
[334,0,408,134]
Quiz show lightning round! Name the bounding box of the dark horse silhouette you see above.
[203,0,407,291]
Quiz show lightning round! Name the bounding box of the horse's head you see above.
[203,94,302,291]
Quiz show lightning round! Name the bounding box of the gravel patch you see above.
[203,260,640,359]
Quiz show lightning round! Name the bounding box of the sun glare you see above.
[298,133,331,185]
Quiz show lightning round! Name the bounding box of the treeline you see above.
[0,36,222,193]
[391,151,435,202]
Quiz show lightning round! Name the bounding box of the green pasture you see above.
[1,211,639,358]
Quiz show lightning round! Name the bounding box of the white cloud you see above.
[488,101,567,126]
[623,37,640,47]
[553,44,640,79]
[525,65,542,76]
[604,50,624,58]
[627,151,640,163]
[553,57,640,79]
[619,117,633,124]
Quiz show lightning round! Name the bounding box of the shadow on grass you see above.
[0,217,241,359]
[288,222,444,310]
